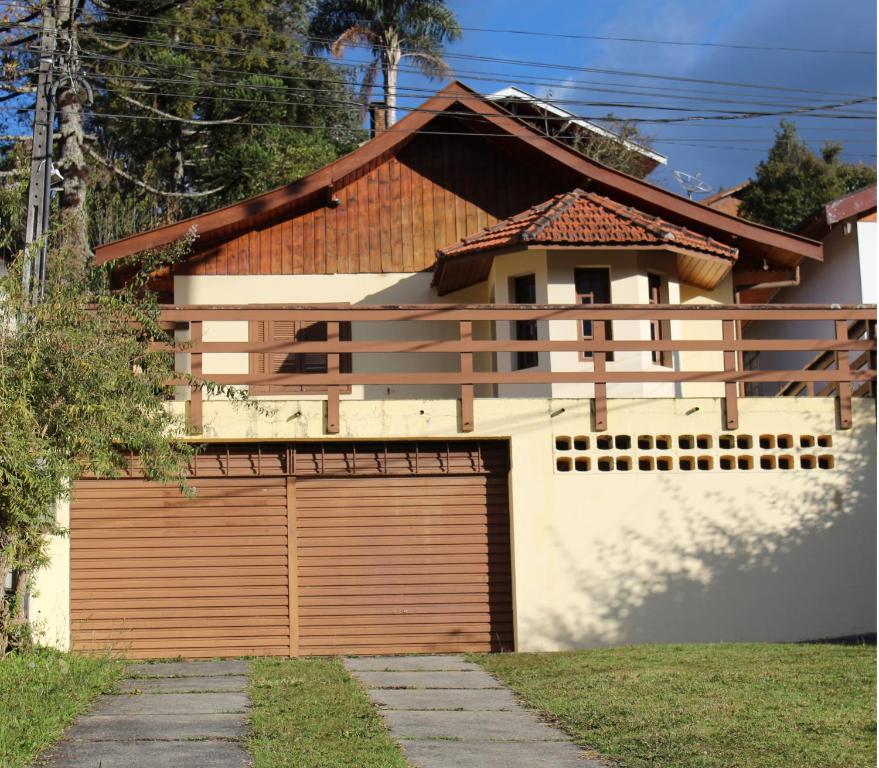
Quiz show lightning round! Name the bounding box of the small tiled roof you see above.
[438,189,739,261]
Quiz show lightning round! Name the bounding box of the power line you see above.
[80,64,876,126]
[79,29,876,111]
[56,8,877,100]
[65,109,877,157]
[451,24,877,56]
[74,49,877,126]
[6,14,876,108]
[3,1,875,57]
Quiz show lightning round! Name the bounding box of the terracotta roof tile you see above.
[438,189,739,261]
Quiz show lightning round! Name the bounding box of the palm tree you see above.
[309,0,461,127]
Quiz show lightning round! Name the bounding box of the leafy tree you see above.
[309,0,461,126]
[0,234,247,652]
[0,0,365,254]
[740,121,877,231]
[84,0,364,244]
[572,114,657,179]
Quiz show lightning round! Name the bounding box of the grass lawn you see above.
[475,643,876,768]
[248,657,407,768]
[0,648,123,768]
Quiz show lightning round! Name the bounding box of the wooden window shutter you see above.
[249,320,351,395]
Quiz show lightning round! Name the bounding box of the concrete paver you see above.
[369,687,518,711]
[119,674,248,693]
[353,670,501,689]
[126,660,250,678]
[345,654,607,768]
[41,660,250,768]
[89,691,247,716]
[41,740,248,768]
[381,709,569,741]
[344,655,481,671]
[399,739,592,768]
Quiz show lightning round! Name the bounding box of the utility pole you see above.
[22,3,57,300]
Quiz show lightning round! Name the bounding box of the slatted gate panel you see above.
[294,474,514,655]
[70,478,291,659]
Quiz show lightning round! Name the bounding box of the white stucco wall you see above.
[29,497,70,651]
[176,272,468,400]
[745,217,876,385]
[33,397,876,653]
[857,220,877,304]
[175,251,731,405]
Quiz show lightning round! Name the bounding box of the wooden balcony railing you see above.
[157,303,877,434]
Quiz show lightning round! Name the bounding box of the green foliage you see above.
[84,0,364,246]
[248,657,408,768]
[309,0,461,118]
[0,648,123,768]
[573,113,657,179]
[0,142,29,263]
[740,121,877,231]
[0,236,198,651]
[476,643,877,768]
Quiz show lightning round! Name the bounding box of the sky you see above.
[380,0,877,197]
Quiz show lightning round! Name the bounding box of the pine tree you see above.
[740,121,877,232]
[1,0,365,255]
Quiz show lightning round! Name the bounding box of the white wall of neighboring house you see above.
[857,219,877,304]
[746,214,876,379]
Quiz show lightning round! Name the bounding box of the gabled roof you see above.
[439,189,737,259]
[434,189,738,294]
[797,184,877,240]
[94,80,821,270]
[485,86,667,173]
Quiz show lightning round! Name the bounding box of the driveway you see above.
[41,660,250,768]
[344,654,606,768]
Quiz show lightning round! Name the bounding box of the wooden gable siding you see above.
[181,133,569,276]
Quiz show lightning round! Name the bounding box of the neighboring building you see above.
[486,86,667,178]
[702,182,750,217]
[742,185,876,390]
[793,184,877,305]
[31,82,876,660]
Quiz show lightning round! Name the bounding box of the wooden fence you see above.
[157,304,877,433]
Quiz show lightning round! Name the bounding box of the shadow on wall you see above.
[355,272,463,401]
[526,410,877,648]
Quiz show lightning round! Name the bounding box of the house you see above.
[485,86,667,178]
[31,82,876,660]
[702,181,750,217]
[741,184,876,392]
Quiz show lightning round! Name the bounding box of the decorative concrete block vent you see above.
[553,433,836,473]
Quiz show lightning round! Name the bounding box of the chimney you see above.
[369,101,388,137]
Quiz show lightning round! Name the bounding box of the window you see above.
[511,274,538,370]
[648,273,671,366]
[574,268,613,361]
[249,320,351,394]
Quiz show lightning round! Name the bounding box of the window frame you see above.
[248,319,352,395]
[510,272,539,371]
[648,271,672,367]
[574,266,614,362]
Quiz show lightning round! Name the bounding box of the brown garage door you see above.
[70,477,291,659]
[70,441,512,659]
[295,474,513,655]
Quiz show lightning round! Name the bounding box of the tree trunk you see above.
[55,0,90,269]
[0,552,10,654]
[382,37,401,127]
[12,569,32,650]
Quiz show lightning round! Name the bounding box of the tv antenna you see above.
[673,170,713,200]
